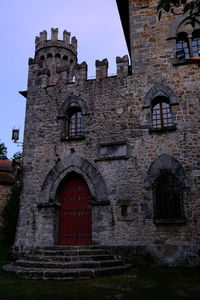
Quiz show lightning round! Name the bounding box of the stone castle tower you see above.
[11,0,200,266]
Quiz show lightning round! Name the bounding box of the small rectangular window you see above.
[121,205,128,217]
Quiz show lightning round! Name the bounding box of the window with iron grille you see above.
[66,108,83,138]
[192,29,200,57]
[152,97,173,129]
[176,32,190,59]
[153,171,184,221]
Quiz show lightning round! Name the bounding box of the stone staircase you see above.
[3,246,131,280]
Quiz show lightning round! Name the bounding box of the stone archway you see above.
[143,84,179,108]
[38,154,109,245]
[39,154,108,206]
[144,153,190,190]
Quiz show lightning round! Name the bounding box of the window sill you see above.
[61,135,85,141]
[117,216,134,221]
[154,218,185,224]
[89,200,110,206]
[95,155,129,162]
[37,202,61,209]
[173,58,200,66]
[149,125,176,134]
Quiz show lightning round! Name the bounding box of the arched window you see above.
[153,171,184,222]
[176,32,190,59]
[192,29,200,57]
[152,97,173,129]
[58,95,89,141]
[66,107,83,138]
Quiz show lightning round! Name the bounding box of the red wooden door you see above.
[58,175,92,245]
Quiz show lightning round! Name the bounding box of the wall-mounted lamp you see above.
[12,128,20,142]
[12,128,23,146]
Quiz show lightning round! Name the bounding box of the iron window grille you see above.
[153,171,184,222]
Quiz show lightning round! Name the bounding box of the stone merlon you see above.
[35,28,78,53]
[95,58,108,81]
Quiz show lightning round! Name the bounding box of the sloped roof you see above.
[116,0,131,55]
[0,160,12,171]
[0,160,15,184]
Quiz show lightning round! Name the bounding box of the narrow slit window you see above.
[121,205,128,217]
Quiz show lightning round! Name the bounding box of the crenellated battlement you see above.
[116,55,129,77]
[95,59,108,81]
[28,28,129,88]
[28,54,130,89]
[75,55,130,83]
[28,28,78,86]
[35,28,77,55]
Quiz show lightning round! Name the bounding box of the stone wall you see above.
[13,2,200,265]
[15,70,200,248]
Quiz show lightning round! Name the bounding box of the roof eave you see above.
[116,0,131,56]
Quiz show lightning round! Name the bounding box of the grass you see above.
[0,246,200,300]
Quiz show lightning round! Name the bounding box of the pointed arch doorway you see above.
[58,174,92,245]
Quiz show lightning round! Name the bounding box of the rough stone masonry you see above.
[13,0,200,265]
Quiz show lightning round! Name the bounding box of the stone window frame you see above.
[167,14,200,65]
[143,84,179,133]
[144,153,190,225]
[57,95,89,141]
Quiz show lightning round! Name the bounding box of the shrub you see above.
[0,185,21,246]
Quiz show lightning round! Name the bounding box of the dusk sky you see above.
[0,0,128,158]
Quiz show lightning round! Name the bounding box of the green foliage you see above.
[0,185,21,246]
[157,0,200,20]
[12,151,22,160]
[0,142,8,160]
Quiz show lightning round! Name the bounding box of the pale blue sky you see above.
[0,0,127,158]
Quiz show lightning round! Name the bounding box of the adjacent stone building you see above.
[0,160,15,222]
[13,0,200,265]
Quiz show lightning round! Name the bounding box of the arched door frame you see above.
[39,154,108,206]
[36,155,109,246]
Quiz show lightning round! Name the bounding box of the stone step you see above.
[4,246,131,280]
[24,254,115,262]
[3,264,130,280]
[32,249,109,256]
[34,246,102,251]
[15,259,125,269]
